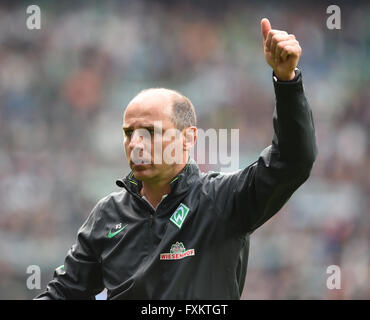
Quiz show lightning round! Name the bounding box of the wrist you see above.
[274,70,296,81]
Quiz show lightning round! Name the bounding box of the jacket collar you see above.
[116,158,200,198]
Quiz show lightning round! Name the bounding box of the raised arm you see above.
[211,18,317,235]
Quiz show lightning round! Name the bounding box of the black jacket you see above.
[36,70,317,300]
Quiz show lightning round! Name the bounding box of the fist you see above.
[261,18,301,81]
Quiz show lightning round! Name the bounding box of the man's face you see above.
[123,90,186,182]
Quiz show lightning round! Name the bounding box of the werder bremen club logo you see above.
[169,203,190,229]
[160,242,195,260]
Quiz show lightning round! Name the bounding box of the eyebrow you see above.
[122,125,155,131]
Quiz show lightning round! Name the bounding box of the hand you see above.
[261,18,301,81]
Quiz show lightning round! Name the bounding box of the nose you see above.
[128,131,143,150]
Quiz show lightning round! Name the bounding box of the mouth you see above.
[130,161,152,169]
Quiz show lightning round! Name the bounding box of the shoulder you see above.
[200,169,242,182]
[89,190,128,223]
[96,190,127,208]
[198,169,243,194]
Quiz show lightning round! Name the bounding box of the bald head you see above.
[123,88,198,182]
[127,88,196,130]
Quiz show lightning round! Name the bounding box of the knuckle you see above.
[272,34,279,42]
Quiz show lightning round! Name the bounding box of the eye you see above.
[124,130,133,138]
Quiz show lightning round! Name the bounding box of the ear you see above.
[183,126,197,151]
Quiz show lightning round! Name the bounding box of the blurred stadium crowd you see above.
[0,0,369,299]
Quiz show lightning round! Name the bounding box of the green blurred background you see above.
[0,0,369,299]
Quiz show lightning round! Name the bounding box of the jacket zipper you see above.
[122,185,158,255]
[120,181,156,227]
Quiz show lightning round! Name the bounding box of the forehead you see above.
[123,91,174,128]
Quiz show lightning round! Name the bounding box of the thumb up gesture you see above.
[261,18,301,80]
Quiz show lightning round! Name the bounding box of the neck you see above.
[140,162,187,209]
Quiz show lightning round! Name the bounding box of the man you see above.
[36,18,317,299]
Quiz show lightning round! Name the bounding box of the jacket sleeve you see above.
[218,69,317,235]
[34,204,104,300]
